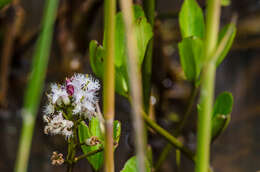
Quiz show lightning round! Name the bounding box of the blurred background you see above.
[0,0,259,171]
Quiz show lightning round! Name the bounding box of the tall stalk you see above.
[120,0,146,171]
[142,0,155,113]
[196,0,221,172]
[103,0,116,171]
[14,0,59,171]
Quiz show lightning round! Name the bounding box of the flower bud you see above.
[51,151,64,165]
[62,95,70,105]
[66,78,74,96]
[85,136,101,146]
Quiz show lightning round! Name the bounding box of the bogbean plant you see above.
[15,0,236,171]
[42,74,121,171]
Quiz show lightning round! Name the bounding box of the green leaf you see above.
[78,118,121,170]
[0,0,11,9]
[89,40,105,78]
[221,0,231,6]
[89,5,153,97]
[113,120,121,144]
[216,24,236,66]
[121,156,151,172]
[213,92,233,116]
[78,118,104,171]
[178,36,204,81]
[211,92,233,141]
[89,117,104,140]
[179,0,205,39]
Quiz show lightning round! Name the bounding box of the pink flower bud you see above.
[66,85,74,96]
[66,78,74,96]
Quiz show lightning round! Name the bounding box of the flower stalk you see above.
[120,0,147,171]
[196,0,221,172]
[103,0,116,171]
[142,0,155,113]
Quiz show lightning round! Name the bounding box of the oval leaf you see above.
[78,118,104,171]
[178,36,203,81]
[89,40,105,78]
[179,0,205,39]
[216,24,236,66]
[213,91,233,116]
[89,5,153,98]
[211,92,233,141]
[121,156,151,172]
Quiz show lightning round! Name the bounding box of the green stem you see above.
[176,149,181,172]
[67,124,78,172]
[141,112,195,162]
[174,84,199,136]
[14,0,59,171]
[155,143,172,170]
[142,112,212,172]
[155,84,199,170]
[142,0,155,113]
[73,147,104,163]
[196,0,221,172]
[14,117,35,172]
[196,63,216,172]
[103,0,116,171]
[67,142,74,172]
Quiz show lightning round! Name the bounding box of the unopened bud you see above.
[62,96,70,105]
[51,151,64,165]
[85,136,101,146]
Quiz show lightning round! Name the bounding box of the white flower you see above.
[43,103,55,115]
[68,74,100,118]
[43,112,74,139]
[48,83,69,105]
[43,73,101,139]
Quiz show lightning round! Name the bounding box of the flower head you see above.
[68,73,100,117]
[43,73,100,139]
[43,112,74,138]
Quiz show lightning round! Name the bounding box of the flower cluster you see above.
[43,112,74,138]
[51,152,64,165]
[43,73,100,139]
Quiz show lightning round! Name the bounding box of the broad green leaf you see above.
[179,0,205,39]
[178,36,203,81]
[221,0,231,6]
[113,120,121,144]
[89,117,104,140]
[213,92,233,116]
[0,0,11,9]
[78,118,121,170]
[89,5,153,97]
[121,156,151,172]
[78,118,104,171]
[115,68,129,97]
[211,92,233,141]
[112,5,148,67]
[216,24,236,66]
[89,40,129,97]
[89,40,105,78]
